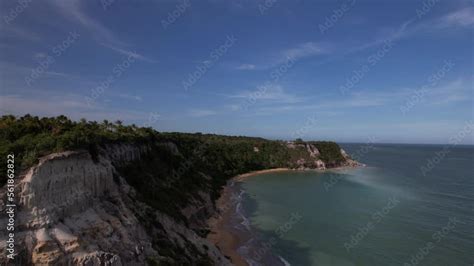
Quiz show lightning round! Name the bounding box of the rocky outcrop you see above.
[306,144,320,158]
[287,142,328,170]
[315,159,326,170]
[340,148,365,168]
[0,144,230,265]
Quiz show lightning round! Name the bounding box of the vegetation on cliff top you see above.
[0,114,346,193]
[0,114,155,185]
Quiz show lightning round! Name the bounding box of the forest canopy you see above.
[0,114,346,186]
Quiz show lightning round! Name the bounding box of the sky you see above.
[0,0,473,144]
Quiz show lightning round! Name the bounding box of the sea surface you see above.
[231,144,474,266]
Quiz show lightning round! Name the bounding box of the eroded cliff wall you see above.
[0,144,230,265]
[0,139,359,265]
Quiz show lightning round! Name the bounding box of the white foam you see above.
[278,255,291,266]
[234,189,252,231]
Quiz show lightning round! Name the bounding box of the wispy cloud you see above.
[438,7,474,28]
[428,78,473,105]
[233,7,471,73]
[235,42,326,70]
[0,62,75,79]
[47,0,156,62]
[258,93,387,114]
[236,64,256,70]
[48,0,122,45]
[281,42,326,61]
[229,85,304,103]
[117,93,143,101]
[34,52,48,59]
[188,109,217,117]
[101,43,157,63]
[0,91,149,122]
[0,25,41,42]
[230,77,472,117]
[346,7,473,56]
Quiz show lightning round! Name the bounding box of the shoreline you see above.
[207,166,362,265]
[233,167,290,181]
[207,182,249,266]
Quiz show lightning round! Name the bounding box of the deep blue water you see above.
[237,144,474,266]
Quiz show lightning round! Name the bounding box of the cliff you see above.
[0,144,229,265]
[0,116,361,265]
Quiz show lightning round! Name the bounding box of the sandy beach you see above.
[207,168,290,265]
[207,184,247,266]
[233,168,290,181]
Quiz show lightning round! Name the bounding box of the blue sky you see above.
[0,0,473,144]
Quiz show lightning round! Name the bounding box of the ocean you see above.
[230,144,474,266]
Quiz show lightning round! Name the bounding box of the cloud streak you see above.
[48,0,156,62]
[188,109,217,117]
[0,90,149,122]
[438,7,474,28]
[101,43,157,63]
[229,85,304,104]
[282,42,326,61]
[48,0,122,45]
[236,42,326,70]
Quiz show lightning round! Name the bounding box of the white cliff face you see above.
[340,148,365,167]
[0,144,230,265]
[315,159,326,170]
[306,144,320,158]
[19,151,118,227]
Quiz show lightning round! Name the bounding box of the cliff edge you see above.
[0,116,362,265]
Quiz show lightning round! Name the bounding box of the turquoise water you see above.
[237,144,474,266]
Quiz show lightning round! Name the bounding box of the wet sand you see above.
[233,168,290,181]
[207,184,248,266]
[207,168,293,265]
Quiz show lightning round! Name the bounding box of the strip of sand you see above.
[207,184,247,265]
[207,168,290,265]
[233,168,290,181]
